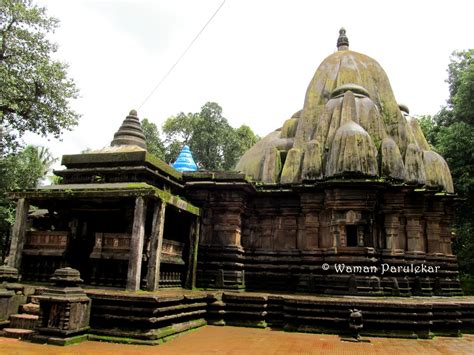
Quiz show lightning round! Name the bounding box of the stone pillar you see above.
[208,190,246,289]
[426,216,442,254]
[7,198,30,269]
[357,225,365,247]
[185,216,200,289]
[339,224,347,247]
[439,219,453,255]
[299,213,320,249]
[146,200,166,291]
[299,193,322,249]
[406,215,425,254]
[126,196,147,291]
[34,267,90,345]
[212,205,243,246]
[384,213,402,253]
[329,223,340,249]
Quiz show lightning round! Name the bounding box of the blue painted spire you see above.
[172,145,198,172]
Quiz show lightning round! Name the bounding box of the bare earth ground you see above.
[0,326,473,355]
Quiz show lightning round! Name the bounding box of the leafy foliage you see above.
[161,102,259,170]
[447,50,474,105]
[417,115,439,149]
[0,0,79,153]
[141,118,165,160]
[0,145,54,258]
[419,50,474,276]
[162,112,199,163]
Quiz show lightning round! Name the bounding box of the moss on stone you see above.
[145,152,182,180]
[381,137,405,180]
[280,148,303,184]
[10,182,200,215]
[325,121,378,177]
[405,144,426,185]
[301,140,323,180]
[212,44,454,192]
[423,151,454,193]
[407,116,430,151]
[280,118,298,138]
[261,147,282,183]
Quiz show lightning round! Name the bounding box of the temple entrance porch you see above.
[7,183,201,291]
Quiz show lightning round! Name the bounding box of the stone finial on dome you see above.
[111,110,147,149]
[337,27,349,51]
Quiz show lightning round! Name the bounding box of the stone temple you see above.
[2,29,472,343]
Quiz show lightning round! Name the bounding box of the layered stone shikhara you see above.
[236,29,453,193]
[184,29,461,297]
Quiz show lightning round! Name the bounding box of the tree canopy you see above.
[141,118,165,160]
[0,145,55,258]
[0,0,79,153]
[419,49,474,276]
[160,102,259,170]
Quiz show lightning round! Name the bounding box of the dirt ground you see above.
[0,326,473,354]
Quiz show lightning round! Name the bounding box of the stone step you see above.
[21,303,40,316]
[9,313,39,329]
[27,287,47,305]
[2,328,36,340]
[28,296,40,304]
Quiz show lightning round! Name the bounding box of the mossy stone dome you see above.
[236,29,454,193]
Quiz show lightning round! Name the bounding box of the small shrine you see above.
[7,110,200,291]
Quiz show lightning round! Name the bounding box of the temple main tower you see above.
[186,29,461,296]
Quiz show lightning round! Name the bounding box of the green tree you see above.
[447,50,474,106]
[162,102,259,170]
[0,0,79,153]
[141,118,165,160]
[191,102,231,170]
[162,112,198,163]
[453,63,474,125]
[420,50,474,276]
[418,115,439,148]
[222,124,259,171]
[0,145,53,258]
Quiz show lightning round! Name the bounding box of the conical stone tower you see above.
[111,110,147,149]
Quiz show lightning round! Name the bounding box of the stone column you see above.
[209,190,246,289]
[339,224,347,247]
[329,223,340,248]
[7,198,30,269]
[439,219,453,255]
[406,215,425,254]
[298,193,322,249]
[146,200,166,291]
[298,213,320,249]
[384,213,401,253]
[426,216,442,254]
[126,196,147,291]
[185,216,200,289]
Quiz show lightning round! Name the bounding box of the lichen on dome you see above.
[235,29,454,192]
[325,121,378,178]
[331,83,370,98]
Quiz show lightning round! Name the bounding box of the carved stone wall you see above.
[188,180,461,296]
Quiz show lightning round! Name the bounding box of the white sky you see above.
[26,0,474,164]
